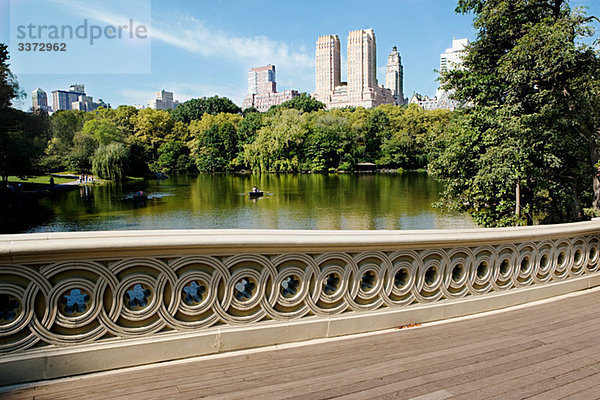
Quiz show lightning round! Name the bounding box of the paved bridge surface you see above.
[2,287,600,400]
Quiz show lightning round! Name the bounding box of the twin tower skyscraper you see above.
[315,28,405,109]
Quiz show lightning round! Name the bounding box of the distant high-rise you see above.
[32,88,49,112]
[51,84,105,112]
[386,46,405,105]
[69,84,85,93]
[315,35,341,105]
[347,29,377,96]
[147,90,179,110]
[433,38,469,111]
[242,64,299,112]
[440,38,469,72]
[52,84,86,111]
[314,29,395,109]
[248,65,277,95]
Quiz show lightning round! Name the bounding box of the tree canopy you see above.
[431,0,600,226]
[171,96,241,124]
[271,93,325,113]
[0,44,48,184]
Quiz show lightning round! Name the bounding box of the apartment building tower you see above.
[148,90,179,110]
[242,64,299,112]
[32,88,49,112]
[315,35,341,105]
[315,29,395,109]
[386,46,405,105]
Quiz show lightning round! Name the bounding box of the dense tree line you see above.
[39,98,450,178]
[0,49,450,184]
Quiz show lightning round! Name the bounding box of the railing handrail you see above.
[3,221,600,263]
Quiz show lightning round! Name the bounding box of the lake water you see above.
[1,173,475,234]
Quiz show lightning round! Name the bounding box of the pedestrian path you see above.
[3,287,600,399]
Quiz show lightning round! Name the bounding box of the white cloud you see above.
[50,0,315,94]
[153,14,314,72]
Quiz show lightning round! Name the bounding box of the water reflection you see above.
[1,172,475,233]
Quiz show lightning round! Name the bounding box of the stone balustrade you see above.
[2,222,600,384]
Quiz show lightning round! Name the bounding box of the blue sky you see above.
[1,0,598,110]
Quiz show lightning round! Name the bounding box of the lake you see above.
[1,172,475,234]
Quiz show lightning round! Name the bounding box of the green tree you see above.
[68,132,97,173]
[92,142,129,181]
[431,0,600,226]
[237,112,263,146]
[274,93,325,113]
[171,96,241,123]
[194,122,238,172]
[131,108,175,158]
[0,109,49,183]
[42,110,89,170]
[243,109,309,172]
[0,45,48,184]
[81,119,122,145]
[305,112,352,172]
[242,107,259,115]
[378,105,450,169]
[0,43,23,109]
[154,140,195,174]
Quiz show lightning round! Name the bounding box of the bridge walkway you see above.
[3,288,600,399]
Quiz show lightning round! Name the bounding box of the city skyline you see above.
[1,0,598,110]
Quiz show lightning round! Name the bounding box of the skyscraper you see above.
[386,46,405,105]
[347,29,377,97]
[440,38,469,72]
[51,84,105,112]
[314,29,394,109]
[248,65,277,95]
[315,35,341,105]
[242,65,299,112]
[147,90,179,110]
[52,85,85,111]
[32,88,48,112]
[435,38,469,110]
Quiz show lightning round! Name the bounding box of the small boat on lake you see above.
[122,191,148,203]
[133,193,148,202]
[249,191,264,198]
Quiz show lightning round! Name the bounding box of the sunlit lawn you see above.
[7,175,75,185]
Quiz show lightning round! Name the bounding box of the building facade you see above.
[52,86,85,112]
[241,65,300,112]
[412,38,469,111]
[147,90,179,110]
[32,88,49,112]
[435,38,469,110]
[385,46,406,105]
[409,93,438,111]
[315,35,341,105]
[51,84,106,112]
[440,38,469,73]
[247,65,277,95]
[314,29,396,109]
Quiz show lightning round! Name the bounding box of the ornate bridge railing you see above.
[2,222,600,384]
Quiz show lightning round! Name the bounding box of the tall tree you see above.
[0,44,48,184]
[273,93,325,113]
[431,0,600,226]
[0,43,22,109]
[171,96,241,124]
